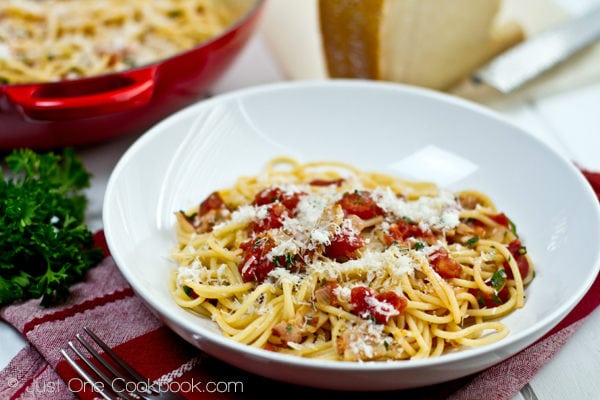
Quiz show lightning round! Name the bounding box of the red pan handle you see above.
[4,66,157,121]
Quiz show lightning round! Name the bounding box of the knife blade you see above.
[473,6,600,94]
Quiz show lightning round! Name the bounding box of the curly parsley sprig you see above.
[0,148,103,307]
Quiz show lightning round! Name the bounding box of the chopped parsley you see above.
[466,236,479,247]
[509,219,518,236]
[490,269,507,292]
[412,241,425,250]
[183,285,198,299]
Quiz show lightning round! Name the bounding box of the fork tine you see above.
[83,326,150,385]
[75,333,128,385]
[67,341,114,388]
[63,328,187,400]
[67,339,138,400]
[61,349,114,400]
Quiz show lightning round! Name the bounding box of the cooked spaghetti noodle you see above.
[170,157,534,361]
[0,0,248,84]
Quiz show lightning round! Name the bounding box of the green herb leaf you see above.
[490,269,507,292]
[466,236,479,247]
[509,219,518,236]
[0,149,103,306]
[413,241,425,250]
[183,285,197,299]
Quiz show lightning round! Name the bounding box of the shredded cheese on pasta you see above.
[170,157,535,361]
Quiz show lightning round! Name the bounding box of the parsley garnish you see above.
[0,149,103,306]
[490,269,507,292]
[413,241,425,250]
[466,236,479,247]
[182,285,197,299]
[285,253,294,269]
[509,219,518,236]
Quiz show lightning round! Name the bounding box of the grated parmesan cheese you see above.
[212,205,257,231]
[307,245,416,280]
[267,267,304,286]
[372,187,460,230]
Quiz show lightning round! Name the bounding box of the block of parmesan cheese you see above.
[260,0,524,91]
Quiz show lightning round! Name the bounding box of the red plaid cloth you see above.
[2,171,599,400]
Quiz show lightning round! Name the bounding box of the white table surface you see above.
[2,3,600,399]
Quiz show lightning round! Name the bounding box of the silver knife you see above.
[473,6,600,94]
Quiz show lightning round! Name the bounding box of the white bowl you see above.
[104,80,600,391]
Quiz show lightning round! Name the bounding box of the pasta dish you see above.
[170,157,534,361]
[0,0,246,84]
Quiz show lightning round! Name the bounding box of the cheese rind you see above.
[318,0,524,90]
[319,0,384,79]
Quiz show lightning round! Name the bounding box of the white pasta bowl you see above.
[103,80,600,391]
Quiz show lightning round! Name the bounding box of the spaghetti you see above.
[170,157,534,361]
[0,0,246,84]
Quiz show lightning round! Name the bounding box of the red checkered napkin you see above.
[1,172,599,400]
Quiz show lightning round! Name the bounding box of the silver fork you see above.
[61,327,186,400]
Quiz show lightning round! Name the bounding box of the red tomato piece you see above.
[253,187,305,211]
[239,235,276,283]
[309,178,345,187]
[503,239,529,279]
[383,218,435,246]
[324,229,365,261]
[252,202,290,233]
[337,190,384,220]
[429,248,462,279]
[199,191,226,216]
[350,286,406,324]
[374,292,407,322]
[350,286,374,315]
[488,212,510,228]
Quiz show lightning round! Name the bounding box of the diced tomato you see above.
[263,343,278,352]
[503,239,529,279]
[350,286,374,315]
[488,212,510,228]
[429,248,462,279]
[252,202,290,233]
[349,286,407,324]
[383,218,435,246]
[199,191,227,216]
[239,235,277,282]
[324,229,365,261]
[375,292,407,316]
[309,178,345,187]
[470,285,510,308]
[253,187,305,211]
[337,190,384,220]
